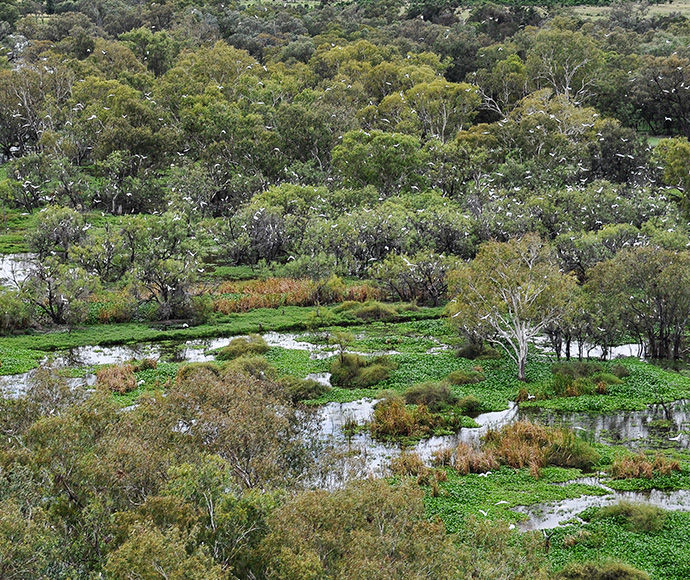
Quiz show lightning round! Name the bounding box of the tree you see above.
[525,27,604,104]
[26,205,88,262]
[21,257,98,326]
[331,130,425,195]
[405,79,481,141]
[586,246,690,359]
[127,213,200,320]
[447,234,576,380]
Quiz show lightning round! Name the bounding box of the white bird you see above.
[478,509,488,516]
[669,434,683,441]
[495,500,509,505]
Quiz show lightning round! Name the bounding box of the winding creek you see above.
[3,328,690,530]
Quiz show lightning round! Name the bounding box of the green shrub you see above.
[591,501,666,533]
[278,375,330,403]
[455,342,500,360]
[555,561,650,580]
[591,372,624,385]
[403,382,457,411]
[223,356,277,381]
[548,429,601,470]
[131,358,158,372]
[330,354,396,389]
[611,363,631,379]
[552,361,603,379]
[0,288,31,333]
[352,301,397,321]
[176,362,221,383]
[475,347,501,360]
[357,363,393,387]
[217,335,270,361]
[457,395,482,414]
[447,369,485,385]
[330,353,367,387]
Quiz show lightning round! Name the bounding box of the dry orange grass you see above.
[213,277,381,313]
[96,364,137,394]
[609,453,682,479]
[453,443,499,475]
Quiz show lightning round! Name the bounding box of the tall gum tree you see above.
[447,234,576,380]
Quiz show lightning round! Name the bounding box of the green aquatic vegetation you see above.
[548,512,690,580]
[424,467,609,534]
[264,348,330,378]
[0,345,45,375]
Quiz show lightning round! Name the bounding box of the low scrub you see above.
[131,358,157,372]
[370,393,473,441]
[552,361,604,379]
[609,453,681,479]
[176,362,221,383]
[370,396,435,439]
[447,369,485,385]
[223,355,278,381]
[329,354,397,389]
[555,561,650,580]
[216,335,269,361]
[550,363,624,398]
[455,342,501,360]
[97,364,137,394]
[278,375,330,403]
[591,501,666,533]
[333,300,397,321]
[403,382,457,411]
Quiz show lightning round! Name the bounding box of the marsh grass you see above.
[592,501,667,533]
[216,334,269,360]
[97,363,137,394]
[609,453,681,479]
[447,422,600,476]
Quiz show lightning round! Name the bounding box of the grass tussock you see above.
[555,560,650,580]
[547,361,626,398]
[97,364,137,394]
[369,396,435,439]
[403,382,457,411]
[278,375,330,403]
[332,300,398,321]
[329,354,397,389]
[591,501,667,533]
[447,369,486,385]
[443,421,600,476]
[609,453,681,479]
[216,334,269,361]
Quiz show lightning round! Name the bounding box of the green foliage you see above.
[216,334,269,361]
[555,560,650,580]
[447,369,485,385]
[590,501,667,534]
[403,382,457,411]
[278,375,330,403]
[329,353,397,389]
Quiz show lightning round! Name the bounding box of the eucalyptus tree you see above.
[448,234,576,380]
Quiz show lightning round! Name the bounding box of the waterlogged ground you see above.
[3,312,690,578]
